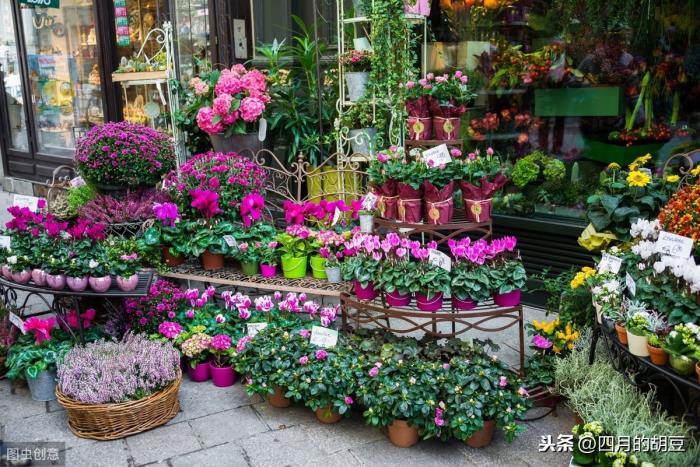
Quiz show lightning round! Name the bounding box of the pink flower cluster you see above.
[375,145,403,163]
[158,321,183,339]
[153,202,179,228]
[240,193,265,227]
[447,236,517,264]
[185,286,216,308]
[283,199,361,226]
[221,291,252,319]
[210,334,232,351]
[66,308,96,330]
[23,317,55,344]
[343,231,437,263]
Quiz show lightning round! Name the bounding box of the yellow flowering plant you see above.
[528,319,580,355]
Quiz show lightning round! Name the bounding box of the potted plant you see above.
[340,96,378,155]
[341,232,382,300]
[647,334,668,366]
[662,324,699,376]
[235,242,262,276]
[395,158,424,224]
[43,253,68,290]
[340,50,373,102]
[87,251,112,293]
[413,255,450,312]
[5,318,72,401]
[191,221,237,271]
[145,202,186,267]
[276,225,315,279]
[625,309,652,357]
[377,239,418,307]
[110,252,141,292]
[420,154,457,225]
[403,79,432,140]
[0,311,18,378]
[426,71,475,140]
[209,334,237,388]
[403,0,430,16]
[259,241,279,278]
[56,334,181,440]
[65,257,90,292]
[457,148,507,223]
[316,230,348,284]
[178,327,213,382]
[448,238,492,310]
[487,237,526,307]
[7,253,31,284]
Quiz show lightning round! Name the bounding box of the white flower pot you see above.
[626,331,649,357]
[360,214,374,233]
[345,72,369,102]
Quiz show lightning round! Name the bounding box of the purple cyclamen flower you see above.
[299,355,309,365]
[532,335,553,349]
[369,367,379,378]
[315,350,328,360]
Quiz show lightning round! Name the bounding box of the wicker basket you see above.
[55,370,181,440]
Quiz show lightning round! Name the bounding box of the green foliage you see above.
[529,268,595,328]
[190,221,238,257]
[377,259,419,295]
[489,260,527,295]
[451,263,491,302]
[413,263,451,297]
[340,253,380,288]
[66,185,97,216]
[6,331,73,380]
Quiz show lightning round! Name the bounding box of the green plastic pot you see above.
[240,261,259,276]
[281,255,308,279]
[669,355,696,376]
[310,255,328,279]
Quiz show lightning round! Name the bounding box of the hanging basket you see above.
[55,370,182,440]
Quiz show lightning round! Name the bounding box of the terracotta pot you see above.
[200,251,224,271]
[88,276,112,293]
[268,386,291,408]
[465,419,495,448]
[11,270,31,284]
[31,269,47,287]
[647,345,668,366]
[315,406,342,424]
[615,322,628,345]
[162,246,184,267]
[66,276,89,292]
[116,274,139,292]
[387,420,419,448]
[46,273,66,290]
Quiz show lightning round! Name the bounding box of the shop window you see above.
[173,0,210,81]
[0,1,29,152]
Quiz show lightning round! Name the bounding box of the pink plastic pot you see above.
[493,289,522,307]
[416,292,444,312]
[89,276,112,293]
[452,296,477,311]
[116,274,139,292]
[11,270,31,284]
[46,273,66,290]
[260,263,277,278]
[354,281,379,300]
[1,264,12,280]
[385,290,411,307]
[66,276,88,292]
[188,361,210,382]
[31,269,47,287]
[209,362,237,387]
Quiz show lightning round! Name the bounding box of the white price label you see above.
[0,236,11,249]
[331,207,342,226]
[69,177,86,187]
[428,249,452,272]
[258,117,267,142]
[625,272,636,297]
[310,325,338,348]
[13,194,41,212]
[656,231,693,258]
[223,235,238,248]
[247,322,268,337]
[362,193,378,211]
[422,144,452,167]
[598,254,622,274]
[9,312,26,334]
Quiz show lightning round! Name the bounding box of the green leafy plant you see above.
[6,330,73,380]
[489,259,527,295]
[377,259,419,296]
[341,253,380,288]
[413,262,451,298]
[276,226,315,259]
[661,323,699,358]
[66,184,97,216]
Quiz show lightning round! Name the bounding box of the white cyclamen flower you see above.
[89,259,99,269]
[653,261,666,274]
[6,255,17,264]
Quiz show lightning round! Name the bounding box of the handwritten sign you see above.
[223,235,238,248]
[428,249,452,272]
[13,194,40,212]
[69,177,86,187]
[247,322,268,338]
[598,253,622,274]
[9,312,26,334]
[625,272,636,297]
[362,192,378,211]
[310,325,338,348]
[656,231,693,258]
[0,236,11,249]
[331,207,342,226]
[422,144,452,167]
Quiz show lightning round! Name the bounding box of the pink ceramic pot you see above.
[452,296,477,311]
[385,290,411,307]
[46,273,66,290]
[31,269,47,287]
[416,292,444,312]
[116,274,139,292]
[66,276,88,292]
[11,270,31,284]
[493,289,521,307]
[209,362,237,387]
[1,264,12,280]
[88,276,112,293]
[354,281,379,300]
[260,263,277,278]
[188,361,210,382]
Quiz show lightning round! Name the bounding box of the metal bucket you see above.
[26,369,57,401]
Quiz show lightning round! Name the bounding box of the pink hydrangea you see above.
[158,321,183,339]
[215,69,243,96]
[190,77,209,96]
[196,107,224,134]
[213,93,234,116]
[240,96,265,122]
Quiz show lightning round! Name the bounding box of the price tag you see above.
[69,177,86,187]
[9,312,26,334]
[258,118,267,142]
[422,144,452,167]
[13,194,40,212]
[625,272,636,297]
[223,235,238,248]
[656,231,693,258]
[247,322,268,337]
[310,325,338,348]
[331,207,342,226]
[362,193,378,211]
[598,253,622,274]
[428,249,452,272]
[0,236,11,249]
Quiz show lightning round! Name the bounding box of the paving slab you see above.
[0,380,48,422]
[189,406,269,447]
[299,411,384,455]
[125,422,202,465]
[236,425,327,467]
[3,410,94,450]
[299,449,362,467]
[350,437,476,467]
[170,442,249,467]
[252,400,318,430]
[177,379,260,420]
[63,439,131,467]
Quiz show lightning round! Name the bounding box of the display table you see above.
[374,214,492,244]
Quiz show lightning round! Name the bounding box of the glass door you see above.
[0,0,29,154]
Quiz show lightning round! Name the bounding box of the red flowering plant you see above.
[658,182,700,244]
[456,147,507,222]
[316,229,351,267]
[403,79,431,118]
[5,317,73,381]
[163,151,267,222]
[63,218,107,277]
[425,70,476,118]
[3,204,50,272]
[468,104,536,147]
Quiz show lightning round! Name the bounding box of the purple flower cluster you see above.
[124,280,185,334]
[57,333,180,404]
[448,236,517,265]
[78,189,172,224]
[75,122,175,187]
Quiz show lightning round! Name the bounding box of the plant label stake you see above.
[9,312,26,334]
[331,207,342,226]
[656,231,693,258]
[223,235,238,249]
[13,194,41,212]
[247,322,268,337]
[428,249,452,272]
[598,254,622,274]
[310,325,338,348]
[422,144,451,167]
[69,177,86,187]
[0,236,10,249]
[625,272,636,297]
[362,192,378,211]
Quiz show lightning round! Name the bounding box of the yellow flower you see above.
[630,154,652,169]
[607,162,620,170]
[567,342,574,350]
[666,175,680,183]
[691,166,700,177]
[570,273,585,289]
[553,346,561,354]
[627,170,651,187]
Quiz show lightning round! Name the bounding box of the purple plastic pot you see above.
[89,276,112,293]
[260,263,277,278]
[31,269,47,287]
[116,274,139,292]
[385,290,411,307]
[209,362,237,387]
[452,296,477,311]
[188,361,211,382]
[493,289,521,307]
[46,273,66,290]
[1,264,12,280]
[416,292,444,312]
[354,280,379,300]
[11,270,31,284]
[66,276,88,292]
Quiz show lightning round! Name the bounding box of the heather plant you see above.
[75,122,175,187]
[57,333,180,404]
[78,189,171,224]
